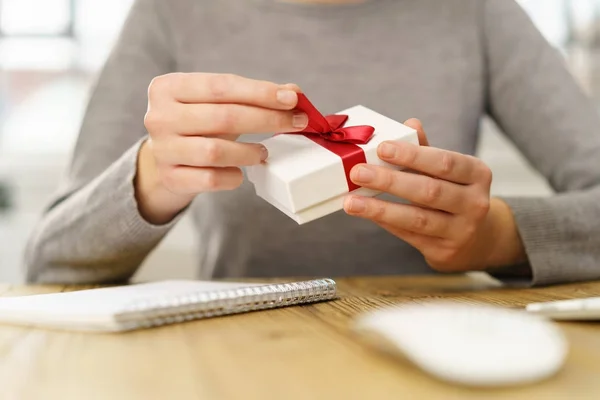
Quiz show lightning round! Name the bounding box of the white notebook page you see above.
[0,280,267,331]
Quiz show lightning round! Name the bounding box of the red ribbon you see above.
[284,94,375,191]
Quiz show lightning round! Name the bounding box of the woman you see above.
[25,0,600,286]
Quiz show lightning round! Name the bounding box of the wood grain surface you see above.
[0,274,599,400]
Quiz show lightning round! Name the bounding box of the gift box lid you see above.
[247,105,418,214]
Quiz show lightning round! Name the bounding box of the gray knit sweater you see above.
[24,0,600,286]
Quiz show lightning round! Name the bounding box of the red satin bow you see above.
[291,94,375,144]
[278,93,373,192]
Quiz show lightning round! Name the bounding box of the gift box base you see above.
[255,187,380,225]
[247,103,420,225]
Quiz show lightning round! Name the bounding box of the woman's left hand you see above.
[343,119,526,272]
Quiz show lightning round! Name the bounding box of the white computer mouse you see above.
[354,302,568,387]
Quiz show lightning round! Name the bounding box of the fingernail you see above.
[259,145,269,161]
[292,112,308,129]
[346,196,366,213]
[277,89,298,106]
[380,142,397,159]
[353,166,375,183]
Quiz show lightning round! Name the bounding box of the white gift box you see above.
[246,105,419,224]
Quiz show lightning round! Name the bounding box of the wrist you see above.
[134,139,194,225]
[478,198,528,268]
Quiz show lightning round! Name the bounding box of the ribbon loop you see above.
[291,93,375,144]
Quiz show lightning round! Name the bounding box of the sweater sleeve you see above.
[482,0,600,285]
[24,0,181,284]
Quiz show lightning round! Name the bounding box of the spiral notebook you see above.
[0,279,337,332]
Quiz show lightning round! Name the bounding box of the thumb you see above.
[404,118,429,146]
[280,83,303,93]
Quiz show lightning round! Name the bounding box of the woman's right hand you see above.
[135,73,308,224]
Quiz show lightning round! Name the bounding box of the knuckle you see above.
[469,156,492,185]
[202,169,220,191]
[213,106,236,133]
[143,110,156,131]
[148,74,173,99]
[147,77,162,100]
[440,152,455,175]
[144,110,164,133]
[480,164,493,186]
[225,169,244,190]
[412,209,430,232]
[472,196,491,219]
[202,140,222,164]
[397,145,418,166]
[380,170,395,192]
[207,74,236,99]
[369,202,387,221]
[423,179,443,204]
[461,222,478,240]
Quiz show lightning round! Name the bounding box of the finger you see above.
[174,103,308,135]
[376,221,467,273]
[343,195,454,238]
[376,221,441,250]
[157,136,268,167]
[281,83,302,93]
[403,118,429,146]
[162,166,243,194]
[203,134,239,141]
[161,73,302,110]
[377,141,488,185]
[349,165,468,214]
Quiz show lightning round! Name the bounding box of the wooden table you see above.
[1,274,600,400]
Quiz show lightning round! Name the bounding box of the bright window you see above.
[0,0,73,36]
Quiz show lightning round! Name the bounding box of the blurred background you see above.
[0,0,598,283]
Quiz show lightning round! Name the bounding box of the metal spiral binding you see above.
[114,279,337,331]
